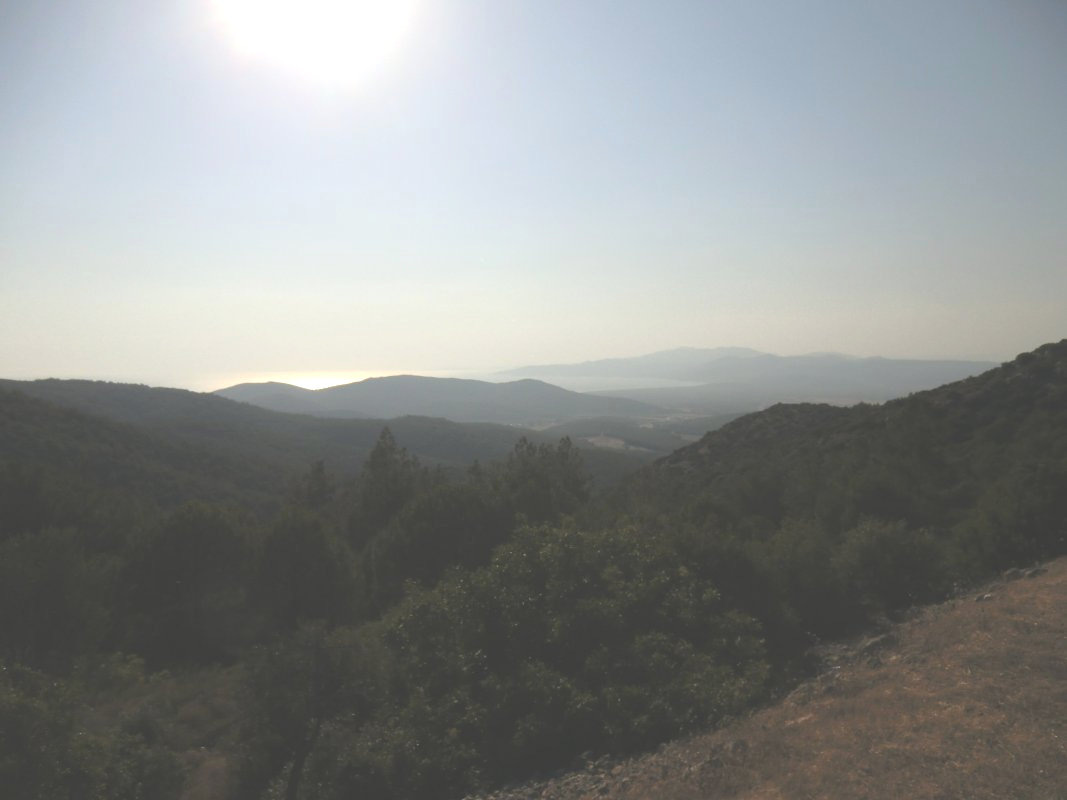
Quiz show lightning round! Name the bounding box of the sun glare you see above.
[269,372,379,389]
[209,0,418,89]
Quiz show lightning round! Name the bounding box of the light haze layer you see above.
[2,0,1065,390]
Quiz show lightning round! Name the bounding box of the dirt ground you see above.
[472,557,1067,800]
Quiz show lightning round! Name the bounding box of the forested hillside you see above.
[598,341,1066,667]
[1,341,1065,800]
[0,379,646,501]
[0,388,292,513]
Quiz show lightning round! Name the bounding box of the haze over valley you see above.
[210,346,996,458]
[4,337,1067,800]
[3,1,1066,798]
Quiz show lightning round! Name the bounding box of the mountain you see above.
[0,379,648,504]
[213,380,327,416]
[496,347,765,381]
[6,341,1066,800]
[624,341,1067,547]
[495,348,996,410]
[215,350,995,426]
[592,352,998,413]
[0,386,285,513]
[0,378,532,473]
[215,375,663,425]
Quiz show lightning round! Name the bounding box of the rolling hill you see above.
[628,340,1066,530]
[5,341,1066,800]
[0,380,648,509]
[593,353,999,412]
[496,346,765,382]
[215,375,664,426]
[496,348,997,412]
[0,386,285,514]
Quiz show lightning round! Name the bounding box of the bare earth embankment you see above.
[473,557,1067,800]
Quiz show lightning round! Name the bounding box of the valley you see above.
[2,340,1064,799]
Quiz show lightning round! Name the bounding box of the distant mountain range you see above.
[0,379,653,512]
[496,347,766,382]
[215,376,663,426]
[625,339,1067,535]
[215,349,999,425]
[499,348,999,413]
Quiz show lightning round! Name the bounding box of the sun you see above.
[209,0,418,89]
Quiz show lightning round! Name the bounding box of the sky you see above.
[2,0,1066,391]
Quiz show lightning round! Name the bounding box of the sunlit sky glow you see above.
[2,1,1065,392]
[243,370,451,390]
[209,0,418,90]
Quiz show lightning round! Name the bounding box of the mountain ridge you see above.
[0,379,649,511]
[492,348,997,410]
[4,340,1066,800]
[215,374,664,425]
[495,346,766,380]
[213,348,998,423]
[618,340,1067,558]
[587,353,999,412]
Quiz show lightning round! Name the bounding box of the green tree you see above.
[252,509,361,632]
[291,460,336,511]
[0,464,51,541]
[362,481,511,610]
[231,624,381,800]
[832,518,948,616]
[0,526,112,671]
[503,437,590,525]
[349,428,426,548]
[0,661,183,800]
[758,518,855,639]
[122,503,250,666]
[377,524,769,796]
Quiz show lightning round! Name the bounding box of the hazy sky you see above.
[3,1,1065,390]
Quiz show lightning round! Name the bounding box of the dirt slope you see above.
[472,558,1067,800]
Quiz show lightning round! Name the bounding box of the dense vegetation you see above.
[2,341,1065,799]
[0,378,647,511]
